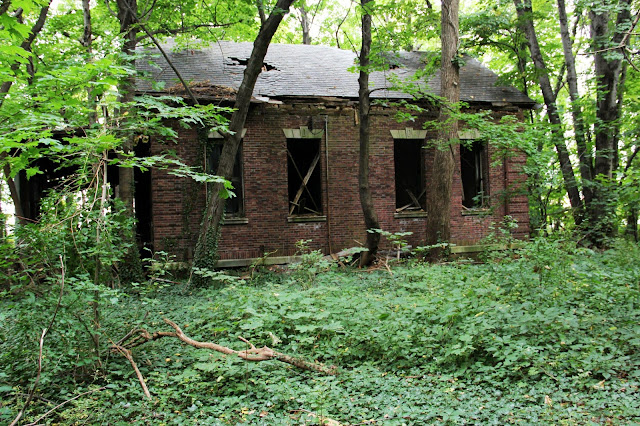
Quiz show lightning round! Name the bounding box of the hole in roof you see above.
[228,57,278,71]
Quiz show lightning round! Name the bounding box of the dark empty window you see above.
[460,140,489,208]
[208,140,244,216]
[394,139,426,212]
[287,138,322,216]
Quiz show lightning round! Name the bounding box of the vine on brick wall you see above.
[181,127,209,248]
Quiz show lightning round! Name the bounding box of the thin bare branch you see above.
[137,21,241,42]
[136,21,199,104]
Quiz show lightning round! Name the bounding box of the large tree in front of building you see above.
[357,0,381,267]
[425,0,459,252]
[193,0,297,279]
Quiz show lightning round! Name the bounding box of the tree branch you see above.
[136,21,242,42]
[112,344,152,400]
[135,21,199,104]
[256,0,267,26]
[0,0,12,16]
[115,318,338,376]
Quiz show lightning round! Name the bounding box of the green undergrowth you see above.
[1,239,639,424]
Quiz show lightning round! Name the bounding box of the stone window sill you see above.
[223,217,249,225]
[461,208,491,216]
[287,215,327,223]
[394,211,428,219]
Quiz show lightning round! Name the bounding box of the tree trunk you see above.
[626,209,638,242]
[514,0,584,225]
[357,0,380,267]
[116,0,137,217]
[299,6,311,44]
[557,0,593,205]
[425,0,459,255]
[588,0,631,243]
[81,0,97,126]
[193,0,296,279]
[115,0,144,282]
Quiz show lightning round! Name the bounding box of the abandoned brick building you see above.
[136,41,534,264]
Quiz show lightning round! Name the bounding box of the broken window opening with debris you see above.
[394,139,426,212]
[287,138,322,216]
[207,139,244,217]
[460,140,489,209]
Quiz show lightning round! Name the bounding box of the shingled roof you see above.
[137,40,535,107]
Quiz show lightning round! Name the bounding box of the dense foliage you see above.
[1,239,639,423]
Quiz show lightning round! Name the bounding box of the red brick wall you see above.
[149,102,530,261]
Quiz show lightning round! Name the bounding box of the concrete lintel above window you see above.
[208,128,247,139]
[459,129,481,140]
[283,126,324,139]
[390,128,427,140]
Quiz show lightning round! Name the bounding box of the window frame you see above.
[459,137,490,210]
[283,126,325,221]
[390,128,428,217]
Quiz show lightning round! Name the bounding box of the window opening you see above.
[460,140,489,208]
[208,140,244,216]
[287,138,322,215]
[394,139,426,212]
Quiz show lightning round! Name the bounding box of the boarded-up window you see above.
[460,141,489,208]
[208,140,244,216]
[394,139,426,212]
[287,138,322,216]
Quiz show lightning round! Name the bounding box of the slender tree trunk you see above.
[114,0,144,282]
[557,0,593,205]
[193,0,296,278]
[299,6,311,44]
[81,0,97,126]
[357,0,380,267]
[626,209,638,242]
[116,0,137,217]
[425,0,459,254]
[514,0,583,225]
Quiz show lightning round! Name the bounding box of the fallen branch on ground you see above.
[113,318,337,381]
[111,343,152,400]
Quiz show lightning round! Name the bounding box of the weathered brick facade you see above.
[148,100,529,262]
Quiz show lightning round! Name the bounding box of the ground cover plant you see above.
[1,238,639,424]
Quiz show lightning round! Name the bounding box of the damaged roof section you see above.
[165,81,238,100]
[136,40,535,107]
